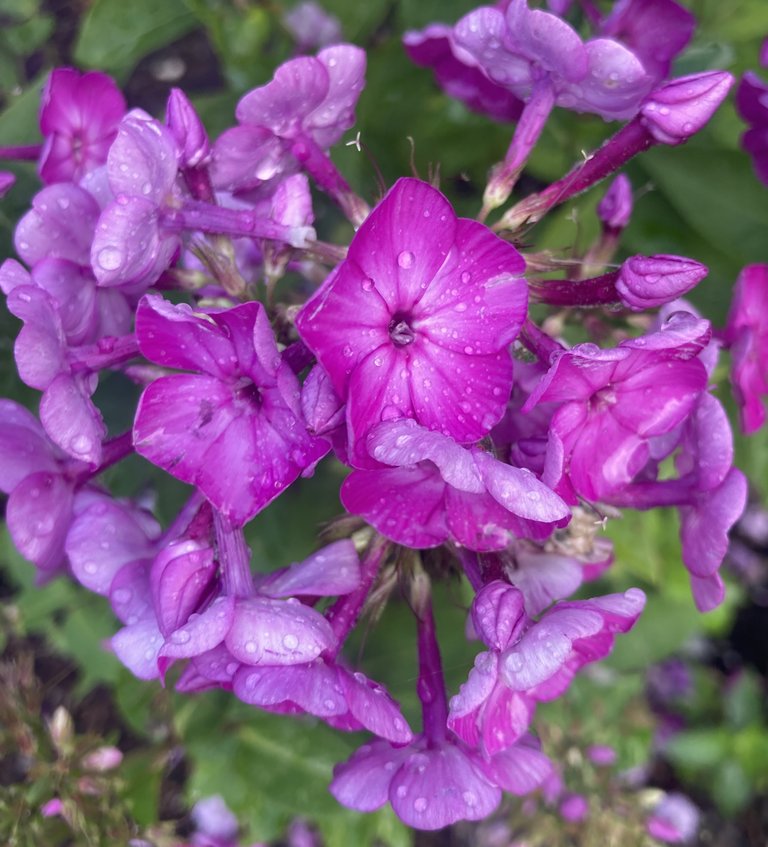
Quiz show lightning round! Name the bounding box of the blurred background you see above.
[1,1,767,845]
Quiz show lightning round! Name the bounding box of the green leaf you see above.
[711,759,752,815]
[665,728,729,769]
[73,0,197,79]
[181,697,409,846]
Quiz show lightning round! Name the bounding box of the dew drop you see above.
[506,652,524,673]
[463,345,474,355]
[462,790,477,807]
[244,641,258,654]
[323,698,336,710]
[282,633,299,650]
[83,561,98,575]
[141,182,152,195]
[373,356,383,367]
[413,797,428,813]
[460,271,471,284]
[396,786,408,799]
[342,344,353,357]
[97,246,123,271]
[397,250,414,269]
[454,302,467,312]
[70,434,93,455]
[361,277,375,292]
[171,629,191,644]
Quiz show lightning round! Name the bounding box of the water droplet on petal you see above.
[396,785,408,799]
[462,791,477,807]
[397,250,414,269]
[413,797,428,813]
[506,652,524,673]
[460,271,471,284]
[282,633,299,650]
[97,246,123,272]
[70,435,93,456]
[361,277,375,292]
[244,641,258,654]
[171,629,191,645]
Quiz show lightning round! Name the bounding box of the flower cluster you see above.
[0,0,762,833]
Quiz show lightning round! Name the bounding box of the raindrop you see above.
[171,629,191,644]
[460,271,471,284]
[244,641,258,653]
[97,247,123,271]
[361,277,375,292]
[413,797,428,813]
[397,250,414,269]
[83,562,98,575]
[282,633,299,649]
[506,652,524,673]
[70,434,93,456]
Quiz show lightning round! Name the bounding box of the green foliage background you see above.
[1,0,767,844]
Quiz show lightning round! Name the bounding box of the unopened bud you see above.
[616,254,708,310]
[48,706,74,753]
[166,88,211,168]
[82,745,123,772]
[641,71,734,145]
[471,582,527,652]
[301,364,345,436]
[0,171,15,198]
[597,174,633,232]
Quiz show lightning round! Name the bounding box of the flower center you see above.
[388,312,415,347]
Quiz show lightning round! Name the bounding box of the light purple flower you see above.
[342,420,570,550]
[0,171,14,197]
[647,793,699,843]
[330,733,550,830]
[283,1,342,52]
[448,582,645,754]
[133,295,329,526]
[0,400,91,577]
[453,0,653,122]
[599,0,694,81]
[615,255,708,311]
[736,69,768,185]
[403,22,524,123]
[38,67,126,184]
[296,177,528,464]
[597,174,633,232]
[641,71,735,146]
[526,312,711,501]
[724,264,768,433]
[212,45,365,194]
[15,183,101,268]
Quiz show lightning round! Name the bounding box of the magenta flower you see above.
[296,177,527,463]
[526,312,711,501]
[133,295,329,526]
[212,45,365,199]
[736,68,768,185]
[448,582,645,755]
[724,264,768,433]
[615,255,708,310]
[599,0,694,81]
[403,23,524,123]
[341,420,570,550]
[38,68,126,184]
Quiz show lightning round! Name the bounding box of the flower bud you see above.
[559,793,589,823]
[616,254,708,310]
[597,174,633,232]
[82,745,123,772]
[471,581,527,652]
[166,88,211,168]
[641,71,734,145]
[48,705,74,754]
[0,171,15,198]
